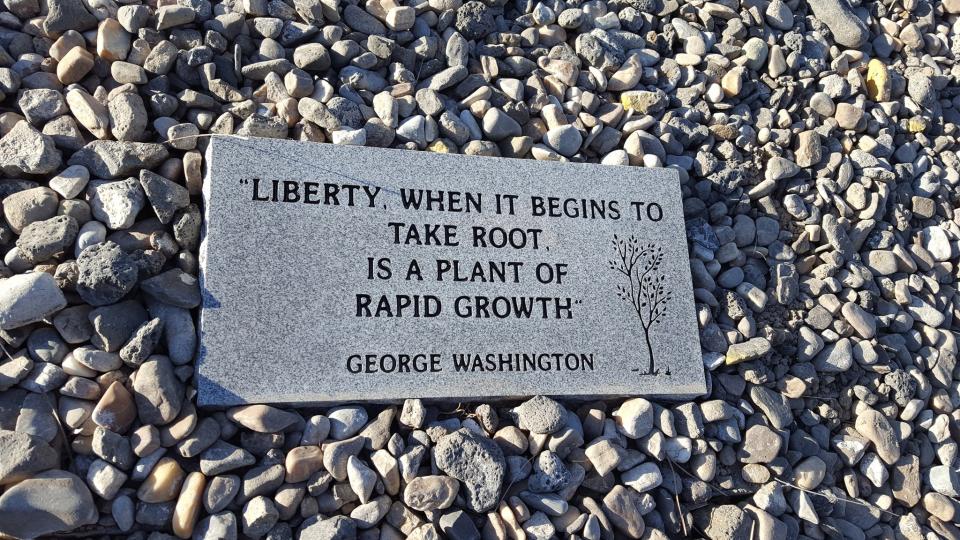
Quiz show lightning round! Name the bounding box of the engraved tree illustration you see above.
[608,235,673,375]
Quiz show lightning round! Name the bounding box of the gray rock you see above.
[138,170,190,224]
[0,470,97,539]
[929,465,960,498]
[76,242,139,306]
[328,405,368,440]
[613,398,654,439]
[739,425,781,464]
[814,338,853,373]
[434,429,506,512]
[26,327,68,364]
[108,92,149,142]
[120,317,164,366]
[807,0,869,48]
[544,125,583,157]
[455,1,496,40]
[512,396,566,435]
[482,109,522,141]
[140,269,201,308]
[132,355,184,426]
[322,436,366,481]
[242,495,279,537]
[68,141,168,179]
[89,300,149,352]
[749,385,792,430]
[112,495,134,532]
[147,300,196,365]
[0,121,61,176]
[172,204,202,251]
[204,475,241,513]
[16,215,78,264]
[602,485,645,538]
[19,89,68,126]
[49,165,90,200]
[0,429,59,485]
[299,514,357,540]
[91,426,134,469]
[294,43,331,72]
[854,408,901,465]
[439,509,481,540]
[87,178,145,230]
[343,4,386,34]
[200,441,256,476]
[700,504,752,540]
[528,451,570,493]
[0,272,67,330]
[44,0,98,33]
[194,511,238,540]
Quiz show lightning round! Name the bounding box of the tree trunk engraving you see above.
[608,235,673,375]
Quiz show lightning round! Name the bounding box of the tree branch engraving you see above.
[608,235,673,375]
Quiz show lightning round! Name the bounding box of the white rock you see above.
[621,462,662,493]
[75,220,107,257]
[332,129,366,146]
[0,273,67,330]
[858,453,887,487]
[347,455,377,504]
[921,226,953,262]
[49,165,90,199]
[86,459,128,499]
[87,178,146,230]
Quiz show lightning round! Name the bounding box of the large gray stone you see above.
[198,138,703,405]
[132,356,184,425]
[0,121,61,176]
[299,514,357,540]
[0,470,98,538]
[68,140,168,179]
[16,215,78,263]
[434,429,506,512]
[0,429,59,485]
[76,241,139,306]
[0,272,67,330]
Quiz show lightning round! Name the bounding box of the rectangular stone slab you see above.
[198,137,705,406]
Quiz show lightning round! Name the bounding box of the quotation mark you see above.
[239,179,249,185]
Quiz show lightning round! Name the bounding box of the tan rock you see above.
[385,6,415,30]
[50,32,86,62]
[721,67,743,97]
[227,404,299,433]
[795,130,822,168]
[623,131,644,166]
[285,446,324,483]
[793,456,826,489]
[370,449,400,495]
[183,151,203,195]
[159,403,197,447]
[97,18,131,61]
[403,476,459,512]
[137,457,185,503]
[57,47,95,85]
[91,380,136,433]
[66,89,110,139]
[172,471,206,539]
[835,102,863,130]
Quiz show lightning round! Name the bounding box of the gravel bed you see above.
[0,0,959,538]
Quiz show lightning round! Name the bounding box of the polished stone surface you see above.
[198,137,704,405]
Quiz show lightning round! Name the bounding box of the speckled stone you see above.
[198,137,703,405]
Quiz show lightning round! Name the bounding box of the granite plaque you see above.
[198,137,705,406]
